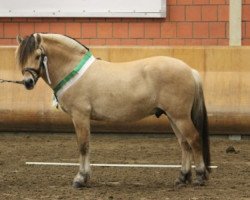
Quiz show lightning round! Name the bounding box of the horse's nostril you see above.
[24,78,34,89]
[28,79,34,85]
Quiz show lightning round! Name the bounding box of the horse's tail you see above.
[191,69,211,173]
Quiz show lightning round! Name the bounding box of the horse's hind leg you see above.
[72,116,91,188]
[170,121,192,187]
[173,118,208,186]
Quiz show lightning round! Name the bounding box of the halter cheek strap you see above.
[41,55,51,85]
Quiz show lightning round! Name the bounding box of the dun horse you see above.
[16,33,210,188]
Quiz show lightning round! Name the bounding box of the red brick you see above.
[243,5,250,21]
[218,39,228,45]
[218,5,229,21]
[0,23,3,37]
[0,18,11,22]
[82,23,97,38]
[89,38,106,45]
[113,23,128,38]
[12,18,27,22]
[35,23,50,33]
[242,22,246,38]
[177,22,193,38]
[193,0,209,4]
[169,6,185,21]
[120,39,137,45]
[137,39,153,45]
[50,23,65,34]
[129,23,144,38]
[169,38,185,45]
[97,23,112,38]
[176,0,192,5]
[0,39,13,45]
[242,39,250,45]
[202,39,218,45]
[161,22,176,38]
[106,39,121,45]
[210,0,226,4]
[153,39,169,45]
[185,39,202,45]
[246,22,250,38]
[145,22,161,38]
[186,6,202,21]
[27,18,42,22]
[243,0,250,4]
[4,23,19,38]
[20,23,34,36]
[78,39,90,46]
[209,22,226,38]
[168,0,177,5]
[66,23,81,38]
[226,22,229,38]
[202,5,218,21]
[193,22,209,38]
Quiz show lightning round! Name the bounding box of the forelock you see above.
[17,34,37,67]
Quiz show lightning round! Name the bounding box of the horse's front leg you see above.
[72,116,91,188]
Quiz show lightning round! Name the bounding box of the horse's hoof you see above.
[73,182,83,189]
[193,179,206,186]
[73,181,85,189]
[174,178,187,188]
[174,170,192,188]
[193,169,208,186]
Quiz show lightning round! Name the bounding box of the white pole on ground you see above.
[25,162,218,169]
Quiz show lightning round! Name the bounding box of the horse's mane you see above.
[17,33,90,68]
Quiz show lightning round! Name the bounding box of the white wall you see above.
[0,0,166,18]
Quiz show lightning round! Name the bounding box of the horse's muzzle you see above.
[24,78,35,90]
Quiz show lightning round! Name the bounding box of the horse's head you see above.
[16,33,47,90]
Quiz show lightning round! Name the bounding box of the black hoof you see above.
[72,181,85,189]
[193,169,208,186]
[193,179,206,186]
[174,171,192,188]
[174,179,187,188]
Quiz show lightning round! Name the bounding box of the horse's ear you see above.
[36,34,42,46]
[16,35,23,45]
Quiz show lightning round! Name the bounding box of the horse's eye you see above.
[35,55,40,60]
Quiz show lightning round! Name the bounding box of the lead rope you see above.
[0,79,24,85]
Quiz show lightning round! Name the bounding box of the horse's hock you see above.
[0,46,250,135]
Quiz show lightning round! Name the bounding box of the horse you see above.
[15,33,210,188]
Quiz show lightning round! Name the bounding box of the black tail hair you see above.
[191,70,211,172]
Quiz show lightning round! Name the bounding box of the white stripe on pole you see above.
[25,162,218,169]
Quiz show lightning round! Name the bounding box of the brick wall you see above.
[0,0,249,46]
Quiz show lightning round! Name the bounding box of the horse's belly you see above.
[90,93,156,122]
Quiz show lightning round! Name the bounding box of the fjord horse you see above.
[16,33,210,188]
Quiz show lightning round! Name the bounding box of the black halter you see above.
[22,52,46,84]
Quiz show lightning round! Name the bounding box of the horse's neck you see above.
[41,35,86,89]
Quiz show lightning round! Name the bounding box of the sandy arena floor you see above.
[0,133,249,200]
